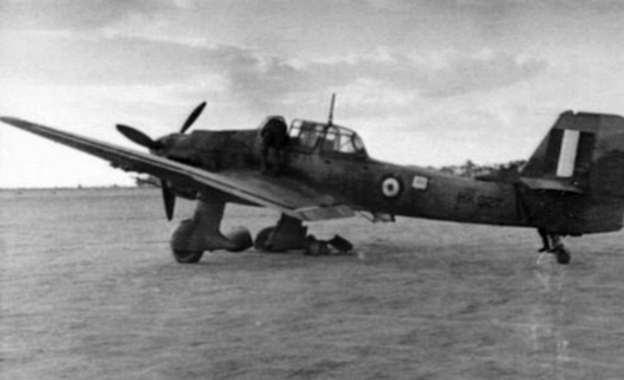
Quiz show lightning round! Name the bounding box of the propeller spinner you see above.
[116,101,207,221]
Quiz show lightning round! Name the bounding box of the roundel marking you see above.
[381,176,402,198]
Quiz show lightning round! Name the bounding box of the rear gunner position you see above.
[2,97,623,265]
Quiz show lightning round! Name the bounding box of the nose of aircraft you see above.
[115,101,207,221]
[116,101,207,149]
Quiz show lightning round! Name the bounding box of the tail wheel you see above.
[554,246,571,265]
[173,249,204,263]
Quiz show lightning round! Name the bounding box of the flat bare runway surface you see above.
[1,188,623,379]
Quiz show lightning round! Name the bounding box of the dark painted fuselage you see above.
[162,113,624,236]
[285,144,522,226]
[163,121,529,230]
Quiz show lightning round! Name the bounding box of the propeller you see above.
[116,101,207,221]
[116,124,160,150]
[180,101,206,134]
[161,181,176,221]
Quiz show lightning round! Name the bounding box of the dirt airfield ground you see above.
[1,188,623,380]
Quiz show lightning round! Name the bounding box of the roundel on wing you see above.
[381,175,403,198]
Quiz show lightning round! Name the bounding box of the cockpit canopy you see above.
[288,119,367,157]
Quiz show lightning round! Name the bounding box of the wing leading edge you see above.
[1,117,354,221]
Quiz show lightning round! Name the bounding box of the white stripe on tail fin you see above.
[556,129,580,177]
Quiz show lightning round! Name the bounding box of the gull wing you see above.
[1,117,354,221]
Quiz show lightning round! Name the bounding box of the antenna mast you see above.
[328,93,336,126]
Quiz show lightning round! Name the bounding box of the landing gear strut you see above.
[254,214,308,252]
[537,228,571,265]
[170,197,252,263]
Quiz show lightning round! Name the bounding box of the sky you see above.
[1,0,624,188]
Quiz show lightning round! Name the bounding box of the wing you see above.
[1,117,354,221]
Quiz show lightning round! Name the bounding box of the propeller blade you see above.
[117,124,159,150]
[180,101,206,134]
[161,180,176,221]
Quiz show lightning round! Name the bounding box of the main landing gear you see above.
[254,214,354,256]
[169,197,253,263]
[537,228,571,265]
[169,200,353,263]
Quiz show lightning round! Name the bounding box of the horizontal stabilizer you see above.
[519,177,583,194]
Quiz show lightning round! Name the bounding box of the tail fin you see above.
[521,111,624,197]
[519,111,624,234]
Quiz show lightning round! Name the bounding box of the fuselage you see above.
[284,143,524,227]
[163,119,529,229]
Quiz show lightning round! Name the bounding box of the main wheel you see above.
[254,227,275,251]
[172,249,204,264]
[225,226,253,252]
[554,246,571,265]
[304,236,330,256]
[328,235,353,252]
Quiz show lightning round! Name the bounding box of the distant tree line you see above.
[430,159,527,182]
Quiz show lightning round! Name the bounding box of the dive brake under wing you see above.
[1,117,354,221]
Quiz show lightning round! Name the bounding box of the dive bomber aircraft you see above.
[2,98,623,265]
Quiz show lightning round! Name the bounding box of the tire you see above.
[254,227,274,251]
[304,236,329,256]
[225,226,253,252]
[328,235,353,252]
[554,246,571,265]
[172,249,204,264]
